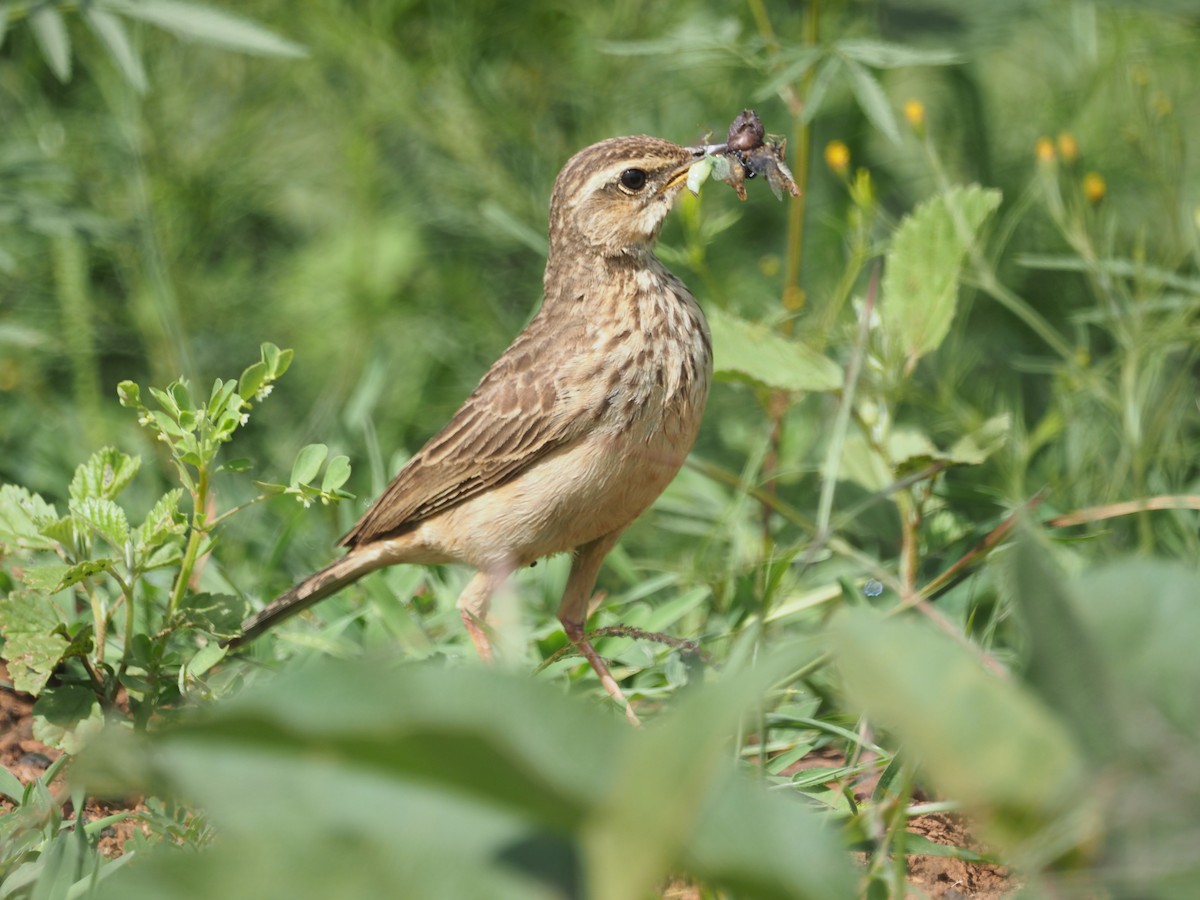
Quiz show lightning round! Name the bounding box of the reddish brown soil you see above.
[0,661,147,858]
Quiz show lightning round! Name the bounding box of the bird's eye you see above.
[619,168,648,192]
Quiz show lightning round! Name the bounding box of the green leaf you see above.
[69,448,141,502]
[33,685,105,753]
[800,56,842,125]
[39,515,81,548]
[169,380,194,415]
[0,7,8,50]
[753,46,824,102]
[176,592,246,634]
[238,361,267,400]
[290,443,328,487]
[207,377,240,418]
[881,185,1002,365]
[1002,531,1119,762]
[271,346,293,378]
[582,642,852,899]
[80,657,852,900]
[29,6,71,81]
[260,342,294,378]
[843,59,899,144]
[149,385,181,419]
[945,414,1010,465]
[117,380,141,407]
[104,0,306,58]
[135,489,187,550]
[84,7,148,93]
[321,455,352,493]
[0,484,59,550]
[1075,560,1200,738]
[836,39,962,69]
[709,307,842,393]
[72,497,131,550]
[0,590,69,695]
[828,608,1085,847]
[25,559,115,593]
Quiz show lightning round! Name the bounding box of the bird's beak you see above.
[660,148,710,193]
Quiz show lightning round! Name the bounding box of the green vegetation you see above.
[2,1,1199,896]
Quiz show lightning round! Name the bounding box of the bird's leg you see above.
[456,570,506,663]
[557,532,640,726]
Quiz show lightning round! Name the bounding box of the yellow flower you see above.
[1082,171,1106,204]
[1056,132,1079,164]
[824,140,850,175]
[903,99,926,130]
[1035,136,1056,164]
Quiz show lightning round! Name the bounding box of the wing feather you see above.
[339,313,598,547]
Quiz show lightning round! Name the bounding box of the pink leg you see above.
[557,532,639,726]
[455,570,505,663]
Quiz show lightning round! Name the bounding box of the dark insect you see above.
[691,109,800,201]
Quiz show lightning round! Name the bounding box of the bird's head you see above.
[547,136,705,258]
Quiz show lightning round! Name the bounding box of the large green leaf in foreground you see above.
[78,651,855,900]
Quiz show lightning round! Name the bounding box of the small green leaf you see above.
[57,559,117,592]
[881,185,1002,366]
[117,380,141,407]
[149,385,180,418]
[321,455,352,493]
[185,642,228,678]
[844,59,899,144]
[135,489,187,550]
[69,448,141,501]
[238,361,268,400]
[290,444,328,487]
[72,497,131,550]
[709,307,842,393]
[169,380,194,414]
[0,590,70,695]
[33,685,105,753]
[104,0,306,58]
[207,377,239,418]
[39,515,81,548]
[83,7,148,93]
[945,414,1010,465]
[272,346,293,378]
[29,6,72,81]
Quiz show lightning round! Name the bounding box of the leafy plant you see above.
[0,343,351,743]
[0,0,304,90]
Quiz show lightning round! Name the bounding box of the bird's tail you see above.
[224,551,379,649]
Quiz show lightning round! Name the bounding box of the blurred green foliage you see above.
[2,0,1200,896]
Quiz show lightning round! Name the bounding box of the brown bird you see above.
[229,135,714,724]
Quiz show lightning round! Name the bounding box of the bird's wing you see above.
[338,313,602,547]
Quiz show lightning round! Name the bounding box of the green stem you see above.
[168,466,209,620]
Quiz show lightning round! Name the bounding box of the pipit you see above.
[229,134,719,723]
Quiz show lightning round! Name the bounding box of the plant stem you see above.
[168,466,210,621]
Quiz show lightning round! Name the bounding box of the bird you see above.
[228,134,715,724]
